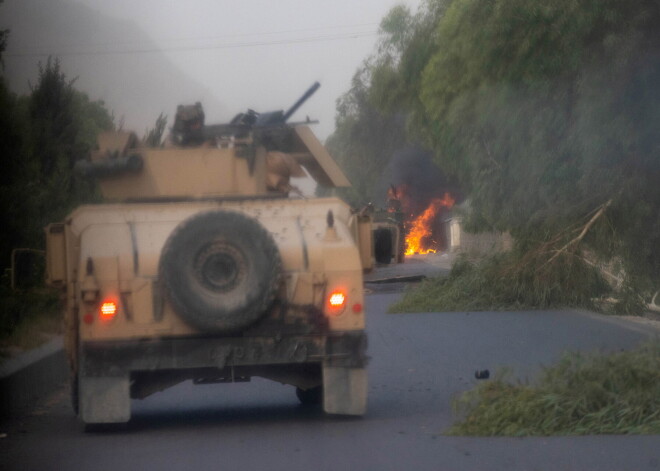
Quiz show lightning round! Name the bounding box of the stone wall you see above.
[447,217,512,255]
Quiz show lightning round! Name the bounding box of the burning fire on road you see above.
[404,192,455,255]
[377,148,462,262]
[388,185,456,256]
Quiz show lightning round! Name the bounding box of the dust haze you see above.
[1,0,421,140]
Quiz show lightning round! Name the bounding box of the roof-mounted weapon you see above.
[172,82,321,149]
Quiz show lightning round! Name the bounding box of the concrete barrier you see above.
[0,337,67,419]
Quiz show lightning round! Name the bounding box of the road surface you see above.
[1,289,659,470]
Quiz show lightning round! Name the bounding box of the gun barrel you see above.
[282,82,320,122]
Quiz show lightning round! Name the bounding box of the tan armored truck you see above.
[45,83,372,426]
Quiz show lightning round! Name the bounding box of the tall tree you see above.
[0,57,114,267]
[0,5,30,267]
[346,0,659,310]
[23,58,113,240]
[324,64,407,206]
[418,0,660,295]
[144,112,167,148]
[324,1,457,208]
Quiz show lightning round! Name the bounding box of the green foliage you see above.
[360,0,660,308]
[323,66,407,206]
[416,0,658,205]
[370,0,450,132]
[324,2,459,207]
[323,2,459,206]
[0,55,114,348]
[449,341,660,435]
[144,112,167,147]
[0,81,28,266]
[0,271,61,352]
[420,0,659,281]
[27,59,112,220]
[0,58,114,268]
[390,246,610,313]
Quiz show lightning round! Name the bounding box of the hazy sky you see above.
[5,0,422,140]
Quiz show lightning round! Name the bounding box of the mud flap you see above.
[80,376,131,424]
[322,366,367,416]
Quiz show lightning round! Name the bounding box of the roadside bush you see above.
[389,249,610,313]
[0,272,62,355]
[449,341,660,436]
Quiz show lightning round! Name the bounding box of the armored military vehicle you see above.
[45,83,372,427]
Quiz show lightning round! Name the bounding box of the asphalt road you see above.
[2,290,659,470]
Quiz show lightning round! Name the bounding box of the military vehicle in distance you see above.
[45,83,372,427]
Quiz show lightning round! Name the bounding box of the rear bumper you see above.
[80,331,368,376]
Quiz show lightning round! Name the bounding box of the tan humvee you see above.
[46,84,372,426]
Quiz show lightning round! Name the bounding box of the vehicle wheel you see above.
[159,210,282,333]
[296,386,323,405]
[373,228,393,264]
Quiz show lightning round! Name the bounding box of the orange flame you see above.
[404,192,455,255]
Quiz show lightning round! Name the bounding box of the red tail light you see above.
[327,290,347,315]
[99,300,118,321]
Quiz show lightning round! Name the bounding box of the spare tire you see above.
[159,210,281,333]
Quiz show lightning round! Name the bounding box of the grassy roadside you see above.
[448,341,660,436]
[389,252,610,313]
[389,251,659,435]
[0,282,63,362]
[388,246,659,316]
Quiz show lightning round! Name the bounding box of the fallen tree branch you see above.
[480,137,502,170]
[543,199,613,267]
[651,291,660,313]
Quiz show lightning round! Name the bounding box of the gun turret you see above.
[255,81,321,127]
[75,81,349,201]
[172,82,320,145]
[282,81,320,123]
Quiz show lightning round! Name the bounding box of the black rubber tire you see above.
[159,210,281,333]
[374,228,394,264]
[296,386,323,406]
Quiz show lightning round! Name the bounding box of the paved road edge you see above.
[0,337,67,419]
[571,309,660,337]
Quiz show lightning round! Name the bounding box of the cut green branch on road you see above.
[448,341,660,436]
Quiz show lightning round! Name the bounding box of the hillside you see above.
[1,0,223,133]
